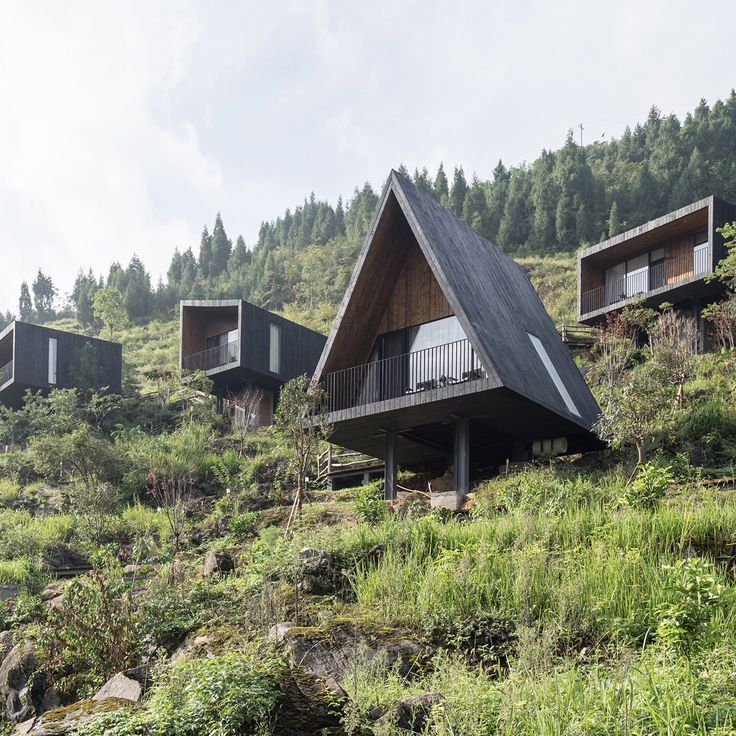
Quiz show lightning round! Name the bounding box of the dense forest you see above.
[6,92,736,333]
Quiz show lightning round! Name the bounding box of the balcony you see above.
[581,248,710,315]
[321,338,486,413]
[0,360,11,386]
[182,341,239,373]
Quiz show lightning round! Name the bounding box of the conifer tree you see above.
[210,214,232,278]
[433,163,449,205]
[198,226,212,279]
[608,201,622,237]
[449,167,468,217]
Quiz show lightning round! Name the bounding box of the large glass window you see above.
[359,316,482,402]
[269,323,281,374]
[527,332,581,418]
[48,337,57,385]
[407,315,466,353]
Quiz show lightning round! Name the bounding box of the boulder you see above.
[170,634,214,664]
[92,673,141,703]
[0,631,14,663]
[269,622,296,641]
[22,697,135,735]
[39,546,91,578]
[0,642,56,724]
[203,551,235,577]
[0,586,21,602]
[377,692,444,731]
[39,583,65,603]
[282,622,429,696]
[297,548,336,595]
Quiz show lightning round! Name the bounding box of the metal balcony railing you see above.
[581,248,710,315]
[321,338,485,413]
[0,360,11,386]
[182,341,239,372]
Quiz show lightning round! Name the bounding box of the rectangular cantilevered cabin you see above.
[0,321,122,407]
[313,170,601,498]
[179,300,326,425]
[578,196,736,347]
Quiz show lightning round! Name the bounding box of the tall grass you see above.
[345,646,736,735]
[346,498,736,647]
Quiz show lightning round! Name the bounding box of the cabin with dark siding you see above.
[0,321,122,407]
[314,170,601,498]
[578,195,736,350]
[179,300,326,425]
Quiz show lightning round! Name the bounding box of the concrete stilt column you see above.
[453,417,470,494]
[384,431,397,500]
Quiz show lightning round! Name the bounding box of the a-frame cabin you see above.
[314,170,601,498]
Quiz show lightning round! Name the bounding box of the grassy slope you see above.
[10,257,736,735]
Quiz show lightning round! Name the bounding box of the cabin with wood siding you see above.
[578,195,736,349]
[179,299,326,425]
[313,170,601,498]
[0,321,122,407]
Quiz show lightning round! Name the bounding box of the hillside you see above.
[0,343,734,734]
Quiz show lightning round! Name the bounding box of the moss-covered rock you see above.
[25,697,136,735]
[281,619,431,695]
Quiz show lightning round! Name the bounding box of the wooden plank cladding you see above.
[378,238,453,334]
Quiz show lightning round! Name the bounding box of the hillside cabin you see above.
[179,299,326,425]
[578,195,736,350]
[0,321,122,407]
[313,170,602,499]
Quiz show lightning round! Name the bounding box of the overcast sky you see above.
[0,0,734,313]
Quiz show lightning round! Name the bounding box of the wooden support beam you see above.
[453,416,470,494]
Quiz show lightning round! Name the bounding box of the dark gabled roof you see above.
[314,169,600,430]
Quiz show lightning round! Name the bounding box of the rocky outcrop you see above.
[0,643,57,724]
[203,551,235,577]
[280,621,430,696]
[376,692,444,732]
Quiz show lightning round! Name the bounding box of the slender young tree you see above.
[18,282,33,320]
[273,375,332,535]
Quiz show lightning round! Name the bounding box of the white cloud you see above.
[0,0,734,312]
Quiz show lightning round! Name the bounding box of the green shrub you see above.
[0,478,22,506]
[622,463,673,509]
[76,650,282,736]
[230,511,258,540]
[36,568,141,696]
[354,483,388,525]
[656,557,729,654]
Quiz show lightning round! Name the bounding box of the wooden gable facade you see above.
[315,170,601,497]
